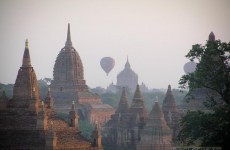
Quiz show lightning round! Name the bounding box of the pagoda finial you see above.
[120,87,128,104]
[22,39,32,67]
[25,39,29,49]
[71,101,75,110]
[209,32,215,41]
[41,101,44,111]
[168,84,171,91]
[125,56,131,68]
[47,87,51,98]
[133,84,143,100]
[65,23,72,47]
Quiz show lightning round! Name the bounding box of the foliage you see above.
[179,106,230,147]
[0,83,13,98]
[79,120,94,140]
[172,89,187,104]
[38,78,50,98]
[178,37,230,149]
[101,93,120,108]
[179,40,230,104]
[90,87,106,95]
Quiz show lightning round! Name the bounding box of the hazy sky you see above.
[0,0,230,89]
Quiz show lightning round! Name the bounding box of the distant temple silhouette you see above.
[104,85,179,150]
[107,58,149,93]
[116,57,138,92]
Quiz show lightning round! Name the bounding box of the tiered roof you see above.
[116,87,129,114]
[129,84,148,121]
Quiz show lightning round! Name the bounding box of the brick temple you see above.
[104,85,180,150]
[50,24,114,125]
[0,40,103,150]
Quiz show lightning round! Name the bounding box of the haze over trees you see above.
[0,79,186,112]
[178,33,230,149]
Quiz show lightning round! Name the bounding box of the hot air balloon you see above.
[184,61,197,74]
[100,57,115,76]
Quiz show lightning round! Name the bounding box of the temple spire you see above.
[167,84,171,92]
[133,84,142,101]
[65,23,72,47]
[25,39,29,49]
[71,101,75,110]
[22,39,32,67]
[125,56,131,69]
[209,32,215,41]
[116,87,129,114]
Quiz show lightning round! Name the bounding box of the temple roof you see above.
[209,32,215,41]
[116,87,129,114]
[89,103,114,110]
[65,23,72,47]
[131,84,144,107]
[22,39,32,67]
[125,57,131,69]
[146,98,169,129]
[129,85,148,120]
[52,24,86,85]
[162,85,177,113]
[12,39,40,109]
[116,58,138,92]
[117,58,138,78]
[149,98,164,118]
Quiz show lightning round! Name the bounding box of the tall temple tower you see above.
[129,84,148,128]
[137,97,172,150]
[51,23,88,102]
[116,87,129,115]
[51,24,114,124]
[162,85,180,144]
[11,39,40,113]
[105,85,148,150]
[116,58,138,93]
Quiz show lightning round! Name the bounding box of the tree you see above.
[38,78,51,98]
[178,33,230,149]
[79,120,94,139]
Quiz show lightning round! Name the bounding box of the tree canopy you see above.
[178,33,230,149]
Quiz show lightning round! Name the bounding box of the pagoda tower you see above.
[129,84,148,126]
[162,85,180,144]
[51,24,88,103]
[51,24,114,125]
[116,87,129,115]
[116,58,138,93]
[137,97,172,150]
[11,39,40,113]
[209,31,215,41]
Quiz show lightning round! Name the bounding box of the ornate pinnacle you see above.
[25,39,29,49]
[71,101,75,110]
[65,23,72,47]
[22,39,32,67]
